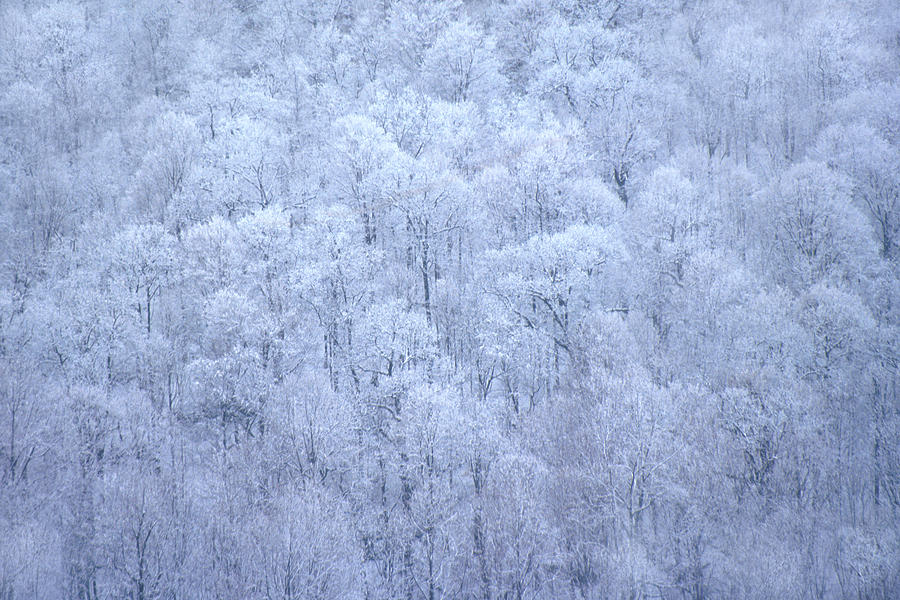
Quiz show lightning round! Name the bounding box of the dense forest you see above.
[1,0,899,598]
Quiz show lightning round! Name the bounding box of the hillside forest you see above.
[1,1,899,598]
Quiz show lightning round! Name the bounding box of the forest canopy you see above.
[1,1,899,599]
